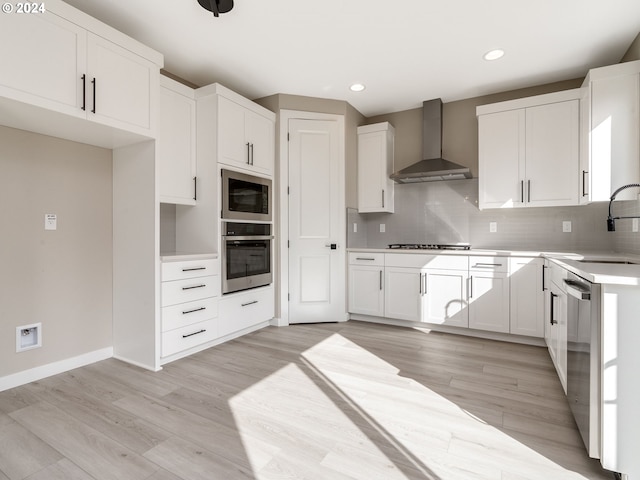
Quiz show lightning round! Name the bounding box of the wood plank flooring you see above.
[0,321,614,480]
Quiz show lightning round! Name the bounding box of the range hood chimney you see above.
[390,99,472,183]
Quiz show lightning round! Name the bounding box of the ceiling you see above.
[64,0,640,117]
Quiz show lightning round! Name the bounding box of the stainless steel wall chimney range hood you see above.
[390,99,472,183]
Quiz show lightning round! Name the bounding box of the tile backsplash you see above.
[348,179,640,254]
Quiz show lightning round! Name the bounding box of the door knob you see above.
[325,243,338,249]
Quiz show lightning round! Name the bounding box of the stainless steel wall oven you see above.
[221,169,272,222]
[222,222,272,294]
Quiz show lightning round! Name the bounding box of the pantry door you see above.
[282,112,346,324]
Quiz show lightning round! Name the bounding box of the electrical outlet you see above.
[633,218,639,233]
[353,222,358,233]
[563,221,572,233]
[489,222,497,233]
[379,224,386,233]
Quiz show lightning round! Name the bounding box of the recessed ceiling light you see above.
[483,49,505,61]
[350,83,366,92]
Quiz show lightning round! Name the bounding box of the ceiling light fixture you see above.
[198,0,234,17]
[350,83,366,92]
[483,49,505,61]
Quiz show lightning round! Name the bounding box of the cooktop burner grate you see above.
[387,243,471,251]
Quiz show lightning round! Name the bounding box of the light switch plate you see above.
[353,223,358,233]
[45,214,57,230]
[489,222,497,233]
[633,218,639,233]
[562,221,572,233]
[379,224,386,233]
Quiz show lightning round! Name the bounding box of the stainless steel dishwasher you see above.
[564,272,601,459]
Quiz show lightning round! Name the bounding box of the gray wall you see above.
[621,31,640,62]
[0,126,113,377]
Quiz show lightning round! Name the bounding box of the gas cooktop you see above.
[388,243,471,251]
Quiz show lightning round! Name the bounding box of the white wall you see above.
[0,126,113,377]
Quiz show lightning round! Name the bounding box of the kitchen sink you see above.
[577,259,638,265]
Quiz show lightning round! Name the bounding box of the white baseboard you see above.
[0,347,113,392]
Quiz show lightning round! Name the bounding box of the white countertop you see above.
[347,247,640,285]
[160,252,218,262]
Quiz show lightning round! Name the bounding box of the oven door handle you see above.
[222,235,274,241]
[564,279,591,300]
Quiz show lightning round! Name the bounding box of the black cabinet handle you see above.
[379,270,383,290]
[241,300,258,307]
[542,265,547,291]
[469,276,474,298]
[193,176,197,201]
[582,170,589,197]
[550,292,558,325]
[81,74,86,111]
[381,189,385,208]
[91,78,96,114]
[528,180,531,203]
[182,329,206,339]
[182,267,206,272]
[182,307,206,315]
[521,180,524,203]
[250,143,254,165]
[246,142,251,164]
[182,284,206,290]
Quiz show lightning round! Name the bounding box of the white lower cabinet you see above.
[348,253,384,317]
[510,257,545,337]
[218,286,274,338]
[423,268,469,327]
[160,258,219,360]
[546,261,568,392]
[468,256,509,333]
[384,267,423,322]
[348,251,547,341]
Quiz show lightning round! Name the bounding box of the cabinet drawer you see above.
[469,256,508,272]
[427,255,468,270]
[385,253,434,268]
[161,275,219,307]
[161,318,217,358]
[162,259,218,281]
[349,252,384,266]
[162,297,218,332]
[219,287,274,337]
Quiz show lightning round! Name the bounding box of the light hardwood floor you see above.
[0,321,614,480]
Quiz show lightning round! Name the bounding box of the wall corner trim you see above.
[0,347,114,392]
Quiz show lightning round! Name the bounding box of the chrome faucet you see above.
[607,183,640,231]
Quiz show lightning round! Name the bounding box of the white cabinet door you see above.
[357,123,394,213]
[158,77,196,205]
[589,71,640,201]
[348,265,384,316]
[424,269,468,327]
[218,96,274,176]
[509,258,545,337]
[86,33,156,133]
[525,100,579,207]
[0,10,86,117]
[468,271,509,333]
[217,95,247,167]
[245,109,275,176]
[384,267,422,322]
[478,109,525,209]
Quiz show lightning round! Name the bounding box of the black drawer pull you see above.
[241,300,258,307]
[182,307,206,315]
[182,329,206,338]
[182,284,206,290]
[472,263,502,268]
[355,257,376,261]
[182,267,206,272]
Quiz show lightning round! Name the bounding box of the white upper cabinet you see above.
[357,122,395,213]
[158,76,197,205]
[217,92,275,176]
[0,0,162,146]
[477,89,580,210]
[581,60,640,202]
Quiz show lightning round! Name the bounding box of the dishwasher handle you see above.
[564,279,591,301]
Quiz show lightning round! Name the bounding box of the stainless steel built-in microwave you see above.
[221,169,272,222]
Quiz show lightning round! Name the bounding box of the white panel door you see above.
[509,257,545,337]
[349,266,384,317]
[245,110,275,175]
[288,118,345,323]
